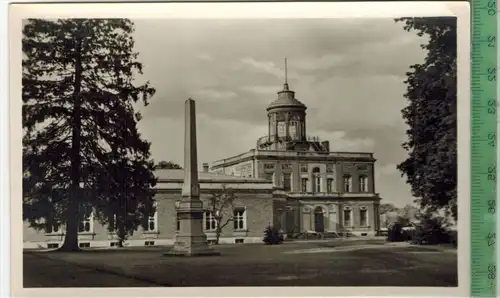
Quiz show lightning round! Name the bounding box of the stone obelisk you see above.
[166,98,218,256]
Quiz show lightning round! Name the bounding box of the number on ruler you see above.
[488,0,496,15]
[488,99,497,114]
[487,232,496,246]
[488,36,496,47]
[488,68,496,81]
[488,165,496,180]
[488,199,496,214]
[488,132,496,147]
[488,264,496,282]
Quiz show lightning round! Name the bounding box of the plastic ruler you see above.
[471,0,498,296]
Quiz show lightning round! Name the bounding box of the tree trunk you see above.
[59,38,83,252]
[215,228,221,245]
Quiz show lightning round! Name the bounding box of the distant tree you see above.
[22,19,157,251]
[379,203,398,215]
[206,185,236,244]
[156,160,182,169]
[395,17,457,220]
[400,204,418,225]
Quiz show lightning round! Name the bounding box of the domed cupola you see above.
[266,60,307,112]
[266,82,307,111]
[258,58,309,151]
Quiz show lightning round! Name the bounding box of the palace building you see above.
[210,78,382,238]
[23,72,382,250]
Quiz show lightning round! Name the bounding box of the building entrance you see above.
[314,206,325,233]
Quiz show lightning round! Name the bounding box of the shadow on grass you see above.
[24,251,172,287]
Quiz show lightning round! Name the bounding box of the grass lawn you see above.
[23,239,458,287]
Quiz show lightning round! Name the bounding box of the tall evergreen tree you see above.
[23,19,157,251]
[396,17,457,220]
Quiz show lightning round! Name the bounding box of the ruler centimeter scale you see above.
[471,0,498,296]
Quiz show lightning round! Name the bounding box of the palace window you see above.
[45,220,61,234]
[327,178,334,193]
[359,175,369,192]
[315,177,321,192]
[264,163,275,170]
[343,207,352,227]
[300,164,308,173]
[277,122,286,137]
[312,167,321,193]
[282,173,291,191]
[360,207,368,227]
[343,175,352,192]
[205,211,217,231]
[233,208,246,230]
[326,164,334,173]
[301,178,308,192]
[146,202,158,232]
[79,207,93,233]
[289,121,297,139]
[175,201,180,231]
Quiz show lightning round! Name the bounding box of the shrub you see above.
[263,225,283,245]
[387,223,405,242]
[410,216,453,245]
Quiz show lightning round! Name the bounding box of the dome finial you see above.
[283,57,289,91]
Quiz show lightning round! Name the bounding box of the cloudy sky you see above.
[130,18,429,208]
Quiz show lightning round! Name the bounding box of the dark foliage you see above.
[23,19,157,251]
[156,160,182,169]
[387,223,406,242]
[410,215,453,245]
[395,17,457,220]
[263,225,283,245]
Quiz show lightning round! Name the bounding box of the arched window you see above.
[312,167,321,193]
[343,175,352,192]
[146,201,158,232]
[277,121,286,137]
[289,120,297,139]
[359,175,369,192]
[79,206,93,233]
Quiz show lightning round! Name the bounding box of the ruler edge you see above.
[497,0,500,292]
[471,0,498,296]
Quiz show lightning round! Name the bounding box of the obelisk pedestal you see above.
[165,98,219,257]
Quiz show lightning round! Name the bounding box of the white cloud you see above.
[240,85,279,95]
[314,130,375,152]
[237,57,300,80]
[190,89,237,100]
[239,57,280,75]
[377,164,399,176]
[293,54,345,71]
